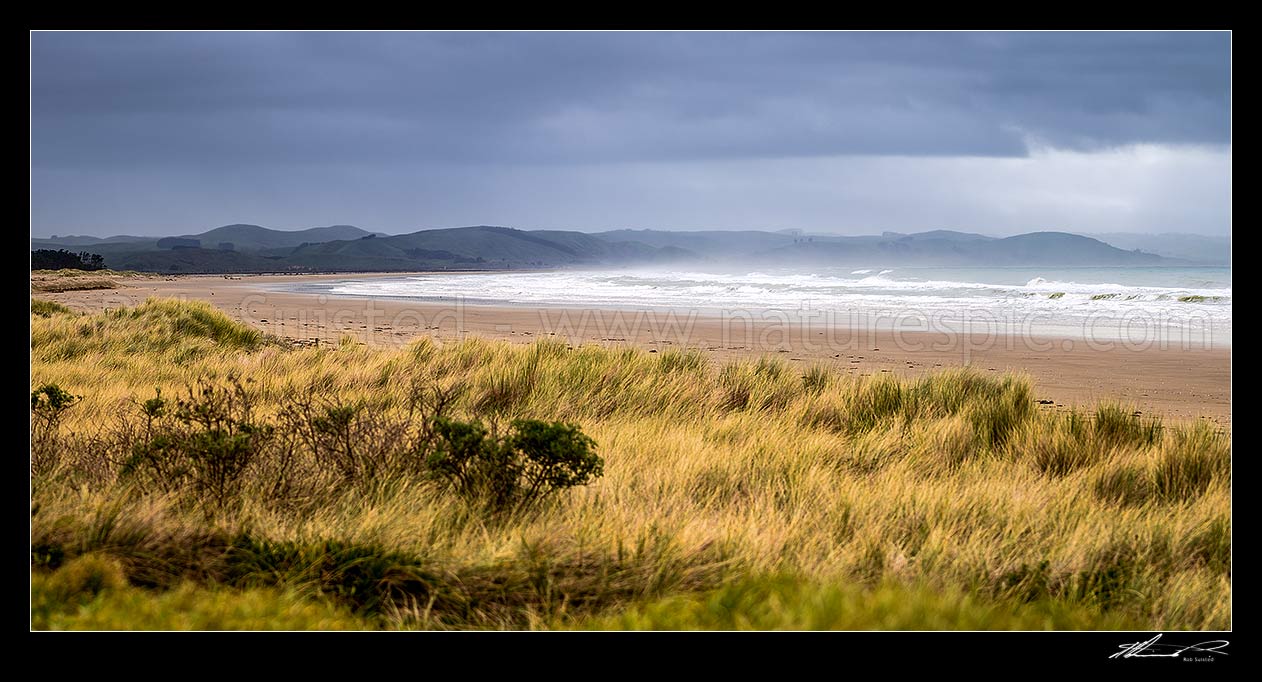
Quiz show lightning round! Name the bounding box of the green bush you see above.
[123,379,273,508]
[31,383,81,477]
[31,382,79,417]
[427,417,603,514]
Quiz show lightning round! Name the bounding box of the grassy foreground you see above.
[30,298,1230,630]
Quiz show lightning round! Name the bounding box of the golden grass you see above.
[30,298,1231,630]
[30,269,150,293]
[30,278,118,293]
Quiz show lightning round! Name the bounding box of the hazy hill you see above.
[593,229,800,256]
[32,224,1175,273]
[33,236,161,255]
[880,229,995,242]
[32,224,381,259]
[180,224,380,251]
[976,232,1164,265]
[32,234,153,246]
[29,224,695,273]
[289,226,696,270]
[758,231,1163,266]
[1082,232,1230,265]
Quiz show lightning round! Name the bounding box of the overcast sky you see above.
[30,31,1231,237]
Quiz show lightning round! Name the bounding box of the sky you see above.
[30,31,1231,238]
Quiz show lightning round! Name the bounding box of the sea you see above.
[295,265,1232,348]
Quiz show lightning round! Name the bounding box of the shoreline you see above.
[275,269,1233,349]
[34,271,1232,426]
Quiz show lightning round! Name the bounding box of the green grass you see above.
[29,298,1232,630]
[31,298,75,318]
[569,574,1144,630]
[32,557,368,630]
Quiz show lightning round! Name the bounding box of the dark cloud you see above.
[28,31,1231,235]
[32,31,1229,168]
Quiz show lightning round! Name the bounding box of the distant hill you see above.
[32,224,1172,273]
[111,248,285,273]
[594,229,800,256]
[179,224,381,251]
[977,232,1164,265]
[32,224,697,273]
[759,231,1163,266]
[31,224,383,260]
[32,234,152,246]
[593,229,1165,267]
[880,229,994,242]
[287,226,697,270]
[1082,232,1230,265]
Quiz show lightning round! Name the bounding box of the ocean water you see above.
[301,265,1232,347]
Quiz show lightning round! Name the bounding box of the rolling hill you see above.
[182,224,381,251]
[1082,232,1230,265]
[757,231,1164,266]
[32,224,1171,273]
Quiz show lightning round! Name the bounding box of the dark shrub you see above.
[426,417,603,514]
[31,383,81,477]
[123,379,273,509]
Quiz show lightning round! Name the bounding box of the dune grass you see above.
[30,278,118,293]
[30,269,151,293]
[30,298,1231,630]
[32,554,368,630]
[31,298,75,318]
[569,574,1146,630]
[31,268,148,278]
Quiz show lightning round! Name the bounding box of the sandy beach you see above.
[37,272,1232,426]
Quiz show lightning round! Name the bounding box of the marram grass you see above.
[30,298,1231,630]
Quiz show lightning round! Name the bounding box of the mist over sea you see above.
[299,265,1232,348]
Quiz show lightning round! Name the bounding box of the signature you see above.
[1110,634,1230,659]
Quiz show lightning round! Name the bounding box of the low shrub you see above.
[427,417,603,514]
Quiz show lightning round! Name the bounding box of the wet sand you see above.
[38,272,1231,426]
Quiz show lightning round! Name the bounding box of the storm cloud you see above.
[29,31,1231,236]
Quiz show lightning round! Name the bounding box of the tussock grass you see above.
[32,571,367,630]
[1094,403,1162,448]
[30,270,150,293]
[32,298,272,369]
[571,574,1144,630]
[31,298,75,318]
[32,268,146,278]
[31,278,118,293]
[30,299,1231,630]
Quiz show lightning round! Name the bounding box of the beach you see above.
[38,272,1232,426]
